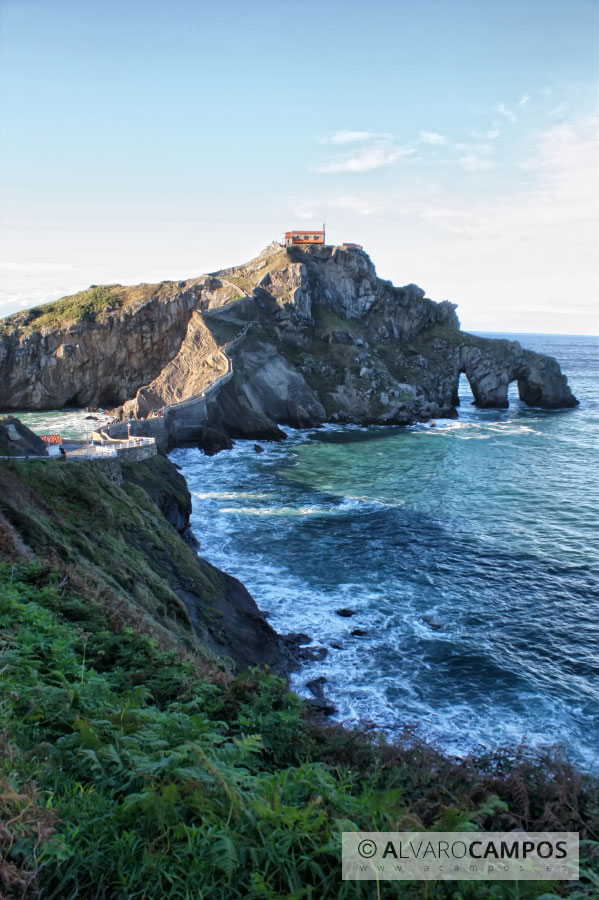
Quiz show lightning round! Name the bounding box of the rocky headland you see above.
[0,440,292,673]
[0,243,577,453]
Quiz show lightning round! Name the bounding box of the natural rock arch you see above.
[458,340,578,410]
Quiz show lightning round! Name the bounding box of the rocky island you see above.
[0,247,595,899]
[0,243,577,453]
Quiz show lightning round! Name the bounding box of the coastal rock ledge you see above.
[0,243,577,450]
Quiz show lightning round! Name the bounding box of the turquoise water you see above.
[172,333,599,770]
[7,408,114,440]
[12,335,598,769]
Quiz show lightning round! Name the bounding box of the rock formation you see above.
[0,416,49,457]
[0,242,577,451]
[0,446,292,672]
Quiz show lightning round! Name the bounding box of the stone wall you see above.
[115,443,157,462]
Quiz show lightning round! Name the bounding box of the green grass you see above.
[0,458,227,650]
[0,455,597,899]
[1,561,598,899]
[2,285,122,333]
[0,279,187,335]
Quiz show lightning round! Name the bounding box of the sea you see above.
[13,333,599,771]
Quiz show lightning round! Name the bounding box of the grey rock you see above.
[304,697,337,716]
[0,244,577,439]
[0,416,48,457]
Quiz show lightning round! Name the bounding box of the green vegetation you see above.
[0,458,228,651]
[0,279,185,335]
[1,562,598,899]
[2,286,122,333]
[0,458,597,898]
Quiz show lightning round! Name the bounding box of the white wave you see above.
[192,490,273,500]
[217,504,341,517]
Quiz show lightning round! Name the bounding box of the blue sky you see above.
[0,0,597,332]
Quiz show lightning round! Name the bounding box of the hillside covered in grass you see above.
[0,454,597,899]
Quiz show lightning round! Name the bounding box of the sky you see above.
[0,0,597,334]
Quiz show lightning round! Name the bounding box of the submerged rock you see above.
[422,615,443,631]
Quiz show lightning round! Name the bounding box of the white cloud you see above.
[376,114,597,331]
[518,93,530,109]
[293,194,381,219]
[417,114,598,250]
[314,135,414,173]
[0,260,74,273]
[323,130,391,145]
[455,141,493,153]
[470,128,500,140]
[419,131,447,145]
[496,102,517,123]
[292,200,320,220]
[458,154,495,172]
[329,195,380,216]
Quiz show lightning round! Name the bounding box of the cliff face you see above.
[0,243,577,447]
[0,278,241,409]
[0,450,287,671]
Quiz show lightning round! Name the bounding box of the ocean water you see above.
[6,408,114,440]
[10,334,598,770]
[171,333,599,771]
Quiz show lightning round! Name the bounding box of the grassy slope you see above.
[0,246,288,338]
[0,460,597,898]
[0,458,226,651]
[0,280,186,335]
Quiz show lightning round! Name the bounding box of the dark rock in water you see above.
[253,444,265,453]
[350,628,368,636]
[85,415,99,420]
[299,645,328,663]
[306,675,327,695]
[335,607,356,617]
[283,632,312,647]
[199,427,234,456]
[258,608,271,618]
[330,642,343,650]
[305,676,336,715]
[423,615,443,631]
[304,697,337,716]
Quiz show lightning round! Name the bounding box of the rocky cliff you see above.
[0,243,577,450]
[0,447,288,671]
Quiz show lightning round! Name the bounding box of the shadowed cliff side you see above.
[0,450,287,671]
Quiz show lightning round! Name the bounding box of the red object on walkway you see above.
[40,434,63,445]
